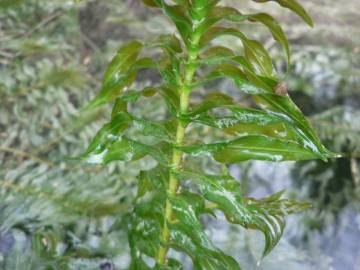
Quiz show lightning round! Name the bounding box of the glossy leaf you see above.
[80,1,334,269]
[85,41,144,109]
[254,94,336,159]
[85,35,182,110]
[198,47,257,75]
[188,92,235,116]
[198,47,278,95]
[114,86,179,116]
[197,58,276,94]
[175,171,311,256]
[159,54,182,87]
[138,166,168,197]
[248,13,290,68]
[190,0,220,21]
[185,92,333,158]
[188,109,294,140]
[80,112,169,165]
[204,6,248,30]
[129,168,168,267]
[86,55,155,108]
[131,169,241,269]
[200,27,274,76]
[168,194,241,270]
[147,34,183,54]
[149,34,183,87]
[198,7,290,68]
[252,0,314,27]
[129,196,164,268]
[178,135,319,162]
[153,0,192,46]
[213,135,319,162]
[197,64,271,95]
[198,46,235,65]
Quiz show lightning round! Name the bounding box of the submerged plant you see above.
[80,0,336,268]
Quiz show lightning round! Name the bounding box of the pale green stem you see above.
[156,34,200,265]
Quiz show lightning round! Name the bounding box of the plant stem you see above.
[156,34,200,265]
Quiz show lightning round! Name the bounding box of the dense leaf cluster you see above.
[80,0,335,269]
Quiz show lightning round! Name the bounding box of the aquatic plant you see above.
[81,0,335,268]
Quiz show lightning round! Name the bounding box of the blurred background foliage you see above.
[0,0,359,269]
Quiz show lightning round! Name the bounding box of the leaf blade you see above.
[177,135,319,163]
[252,0,314,27]
[175,171,311,256]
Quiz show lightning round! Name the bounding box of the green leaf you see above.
[129,189,240,270]
[243,38,274,77]
[84,136,167,165]
[100,40,143,92]
[185,92,330,156]
[130,167,188,269]
[190,0,220,21]
[188,92,235,116]
[145,34,184,87]
[153,1,192,46]
[142,0,159,7]
[252,0,314,27]
[191,6,248,38]
[79,112,169,165]
[198,48,276,93]
[147,34,183,54]
[185,90,333,160]
[85,41,152,109]
[197,64,272,94]
[200,27,274,76]
[129,206,163,267]
[254,94,336,159]
[159,54,182,87]
[198,46,236,65]
[138,166,168,197]
[244,191,311,255]
[212,135,318,162]
[168,194,241,270]
[175,171,311,256]
[248,13,290,69]
[178,135,319,162]
[198,7,290,69]
[129,167,171,268]
[187,108,294,141]
[115,86,179,116]
[81,1,332,268]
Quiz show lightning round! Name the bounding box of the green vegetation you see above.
[1,0,359,269]
[79,1,335,268]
